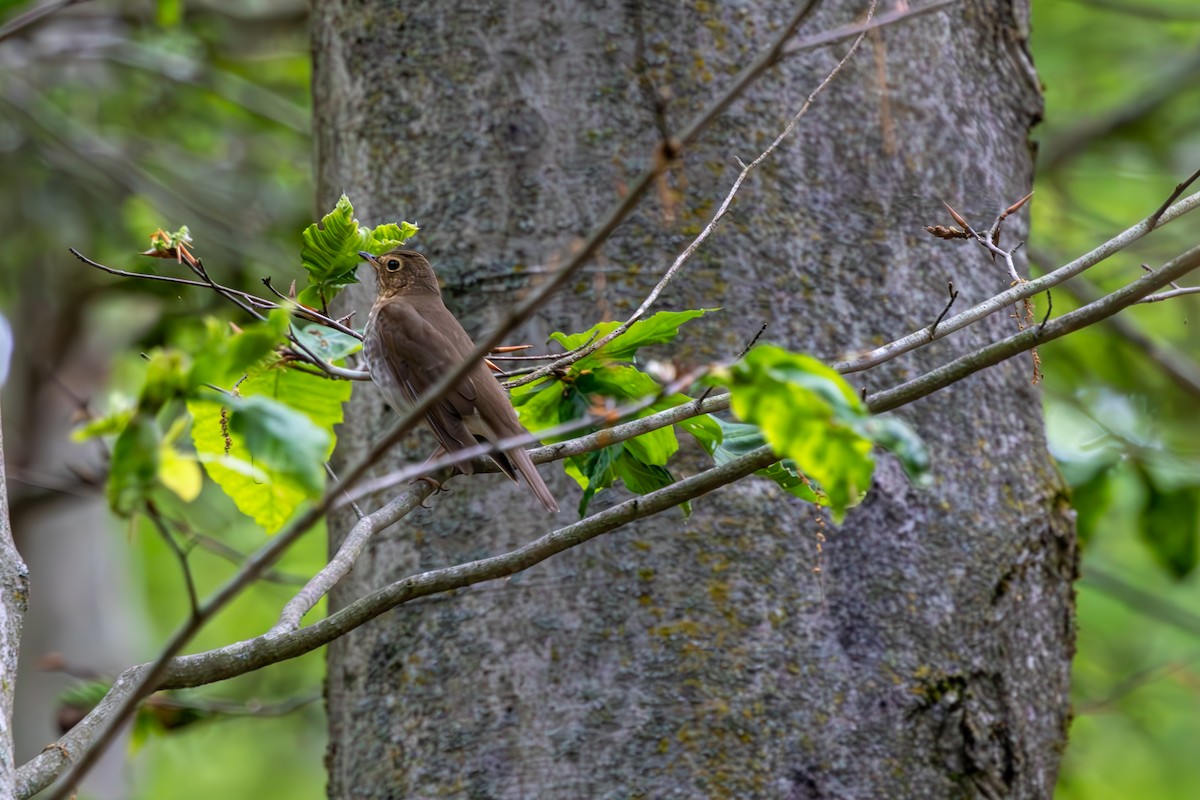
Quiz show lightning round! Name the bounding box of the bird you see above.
[359,248,559,512]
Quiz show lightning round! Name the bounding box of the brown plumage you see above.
[360,248,559,513]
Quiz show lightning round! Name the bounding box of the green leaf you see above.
[711,418,820,504]
[188,365,352,531]
[570,446,618,516]
[290,323,362,363]
[677,412,722,454]
[575,366,680,463]
[1070,466,1112,547]
[300,194,369,287]
[623,410,678,466]
[368,221,419,252]
[516,308,720,511]
[186,310,291,390]
[549,309,717,367]
[107,413,161,516]
[72,401,134,441]
[722,345,875,522]
[297,285,325,310]
[298,195,418,308]
[140,349,192,412]
[576,363,661,399]
[229,396,330,494]
[613,448,689,517]
[859,415,932,487]
[513,379,590,441]
[226,309,291,376]
[158,446,203,502]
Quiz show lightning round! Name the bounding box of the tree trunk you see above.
[0,404,29,800]
[317,1,1074,797]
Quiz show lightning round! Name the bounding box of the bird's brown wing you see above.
[368,299,481,469]
[370,298,558,512]
[470,363,560,513]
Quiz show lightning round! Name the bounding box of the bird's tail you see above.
[508,446,559,513]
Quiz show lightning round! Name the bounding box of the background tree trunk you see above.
[317,1,1075,797]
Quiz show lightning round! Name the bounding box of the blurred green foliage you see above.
[1031,0,1200,796]
[2,0,1200,797]
[0,0,326,797]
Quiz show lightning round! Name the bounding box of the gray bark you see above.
[0,404,30,799]
[317,1,1074,798]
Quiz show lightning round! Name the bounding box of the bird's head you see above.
[359,249,442,297]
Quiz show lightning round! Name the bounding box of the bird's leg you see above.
[414,448,452,494]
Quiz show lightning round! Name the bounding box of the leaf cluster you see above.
[77,308,350,531]
[298,194,417,310]
[513,310,722,515]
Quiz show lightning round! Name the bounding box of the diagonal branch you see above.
[16,442,778,799]
[508,0,878,389]
[26,241,1200,799]
[866,243,1200,412]
[275,385,731,633]
[33,5,839,794]
[836,188,1200,374]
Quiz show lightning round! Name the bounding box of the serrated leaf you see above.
[549,309,717,367]
[300,194,369,285]
[368,221,419,252]
[189,365,352,531]
[299,196,418,308]
[291,323,362,363]
[229,396,329,494]
[724,345,875,522]
[613,448,689,517]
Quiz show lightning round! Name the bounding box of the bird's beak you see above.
[358,251,379,270]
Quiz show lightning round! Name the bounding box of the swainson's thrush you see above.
[360,249,559,513]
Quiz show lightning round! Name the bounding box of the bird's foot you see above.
[415,475,443,493]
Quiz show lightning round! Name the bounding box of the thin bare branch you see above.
[18,442,777,799]
[781,0,956,58]
[508,0,878,389]
[1149,166,1200,229]
[866,243,1200,412]
[837,187,1200,374]
[1035,250,1200,402]
[929,281,959,336]
[35,7,840,792]
[144,503,199,619]
[1138,285,1200,303]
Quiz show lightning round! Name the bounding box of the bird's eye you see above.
[386,259,401,272]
